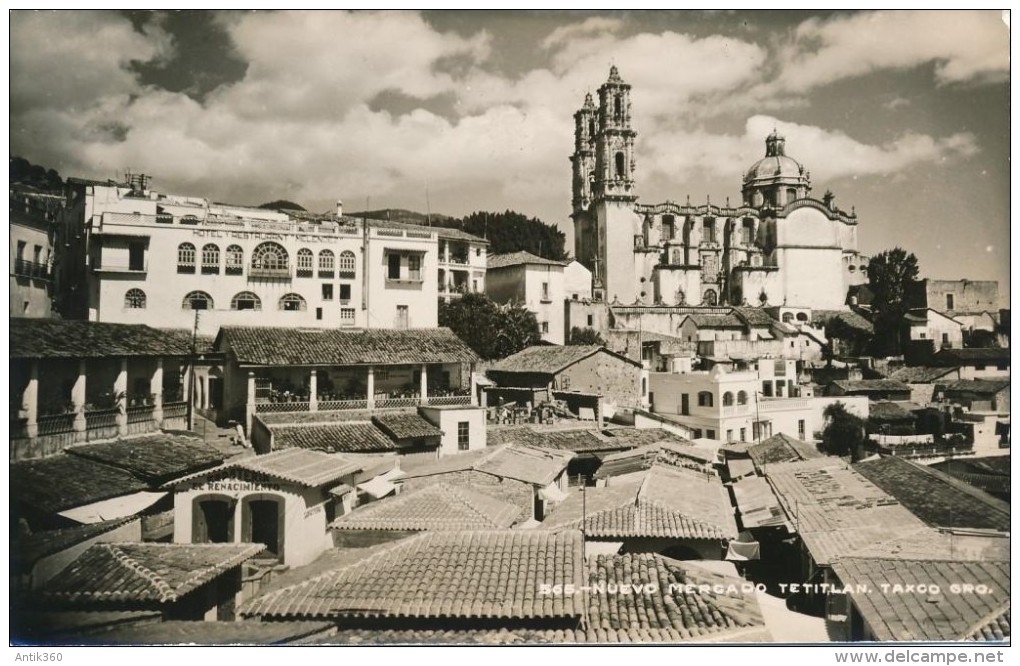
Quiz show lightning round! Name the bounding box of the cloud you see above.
[775,10,1009,91]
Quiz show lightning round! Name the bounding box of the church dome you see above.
[743,130,807,184]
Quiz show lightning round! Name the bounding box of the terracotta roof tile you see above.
[65,434,223,483]
[745,433,822,468]
[217,326,479,366]
[169,449,360,489]
[832,379,911,393]
[34,543,264,605]
[488,345,611,375]
[487,426,628,453]
[371,413,443,440]
[271,423,398,453]
[487,251,568,269]
[594,441,713,479]
[11,320,192,359]
[12,455,150,514]
[890,366,960,383]
[15,517,139,569]
[944,379,1011,395]
[401,445,573,487]
[329,483,520,531]
[934,348,1010,365]
[239,530,584,620]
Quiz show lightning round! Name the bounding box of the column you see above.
[595,396,604,429]
[245,371,256,435]
[151,359,164,425]
[203,375,211,409]
[366,366,375,410]
[23,360,39,438]
[470,364,479,407]
[309,369,318,411]
[115,358,128,436]
[72,360,87,432]
[419,364,428,405]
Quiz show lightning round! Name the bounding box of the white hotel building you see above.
[58,177,488,337]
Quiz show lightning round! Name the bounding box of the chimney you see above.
[336,199,343,218]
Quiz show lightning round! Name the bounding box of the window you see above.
[396,305,409,329]
[703,289,718,306]
[279,293,306,311]
[128,241,145,271]
[693,429,703,439]
[231,291,262,311]
[296,248,313,277]
[318,250,335,278]
[339,284,352,303]
[251,242,289,272]
[662,215,675,240]
[740,428,747,442]
[322,284,333,300]
[587,314,594,326]
[787,187,798,202]
[641,377,647,396]
[542,282,550,301]
[472,279,478,292]
[339,307,356,325]
[408,254,421,281]
[388,253,401,280]
[315,307,323,320]
[177,243,196,273]
[697,391,713,407]
[226,245,244,275]
[737,391,748,405]
[201,244,220,274]
[182,291,213,310]
[919,332,927,339]
[681,394,690,415]
[722,391,734,407]
[541,322,549,333]
[726,429,733,442]
[741,220,753,245]
[798,420,806,440]
[946,294,955,310]
[458,421,470,451]
[703,220,716,243]
[16,241,25,260]
[942,333,950,345]
[125,288,146,309]
[706,429,716,440]
[338,250,356,278]
[615,152,626,179]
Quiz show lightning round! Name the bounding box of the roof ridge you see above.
[443,483,508,526]
[105,543,178,603]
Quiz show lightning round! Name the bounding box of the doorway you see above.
[243,497,283,560]
[193,498,234,543]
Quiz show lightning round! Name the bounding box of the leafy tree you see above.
[568,327,605,346]
[821,401,866,459]
[258,199,306,211]
[439,293,540,360]
[964,329,999,348]
[867,248,920,357]
[453,211,568,260]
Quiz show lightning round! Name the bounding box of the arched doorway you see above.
[192,495,235,544]
[241,494,284,560]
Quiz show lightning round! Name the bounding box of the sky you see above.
[9,10,1011,302]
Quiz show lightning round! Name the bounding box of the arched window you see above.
[796,312,808,322]
[722,392,734,407]
[251,242,289,274]
[588,120,595,137]
[124,288,146,309]
[703,289,718,306]
[177,243,196,274]
[787,187,798,203]
[231,291,262,311]
[697,391,714,407]
[782,312,794,324]
[225,245,244,274]
[279,293,306,311]
[737,391,748,405]
[614,95,623,119]
[201,244,220,274]
[675,289,686,306]
[182,291,213,310]
[338,250,356,278]
[318,249,335,277]
[296,248,313,277]
[615,152,626,179]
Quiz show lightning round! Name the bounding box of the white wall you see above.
[420,406,487,456]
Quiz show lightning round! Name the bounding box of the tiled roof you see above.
[12,610,161,643]
[890,366,960,383]
[15,517,139,569]
[848,527,1010,562]
[329,483,520,531]
[853,456,1010,531]
[487,426,631,453]
[489,345,638,375]
[217,326,480,366]
[160,329,218,354]
[684,314,745,329]
[46,620,336,646]
[371,413,443,440]
[64,434,223,483]
[731,307,776,327]
[731,476,786,529]
[746,433,822,468]
[10,320,192,359]
[12,455,150,514]
[600,427,695,449]
[169,449,361,489]
[831,379,911,392]
[867,401,915,422]
[240,530,584,620]
[35,543,265,605]
[934,347,1010,364]
[830,558,1010,642]
[812,309,874,334]
[944,379,1010,395]
[401,445,574,486]
[487,250,568,269]
[594,441,713,479]
[929,457,1010,497]
[271,422,398,453]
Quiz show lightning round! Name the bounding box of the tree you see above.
[439,293,540,360]
[568,327,605,346]
[867,248,920,357]
[821,402,866,459]
[258,200,306,211]
[454,211,568,260]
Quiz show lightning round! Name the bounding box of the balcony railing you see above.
[318,399,369,411]
[256,402,311,414]
[427,395,472,407]
[37,412,75,436]
[126,405,155,424]
[375,396,420,409]
[248,267,292,279]
[85,408,119,431]
[14,259,51,280]
[163,401,187,420]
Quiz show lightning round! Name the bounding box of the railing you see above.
[226,265,243,276]
[758,398,811,412]
[720,404,752,417]
[445,256,469,265]
[248,267,291,279]
[338,270,355,279]
[127,405,155,424]
[201,264,220,275]
[318,399,368,411]
[318,270,335,279]
[14,259,51,280]
[427,395,472,407]
[177,263,196,274]
[296,268,313,278]
[85,408,119,430]
[375,396,420,409]
[376,229,404,237]
[407,231,432,239]
[94,260,146,273]
[37,413,75,436]
[256,402,311,413]
[163,401,187,419]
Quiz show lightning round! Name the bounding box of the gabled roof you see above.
[944,379,1010,395]
[933,347,1010,365]
[487,426,631,453]
[746,433,822,468]
[831,379,911,393]
[399,445,574,487]
[329,483,520,531]
[890,366,960,383]
[34,543,265,605]
[731,307,776,328]
[488,344,640,375]
[682,313,745,329]
[12,455,150,515]
[64,434,223,484]
[830,558,1010,642]
[168,449,361,489]
[10,320,192,359]
[853,456,1010,531]
[271,422,398,454]
[812,309,874,334]
[486,250,568,269]
[239,530,584,620]
[593,440,713,479]
[371,413,443,440]
[216,326,480,366]
[15,517,139,569]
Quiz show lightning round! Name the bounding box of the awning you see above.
[58,491,168,524]
[725,531,761,561]
[328,484,355,498]
[356,475,400,499]
[539,484,569,503]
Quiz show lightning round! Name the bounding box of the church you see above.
[571,66,868,311]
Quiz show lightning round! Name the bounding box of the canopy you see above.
[58,491,168,524]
